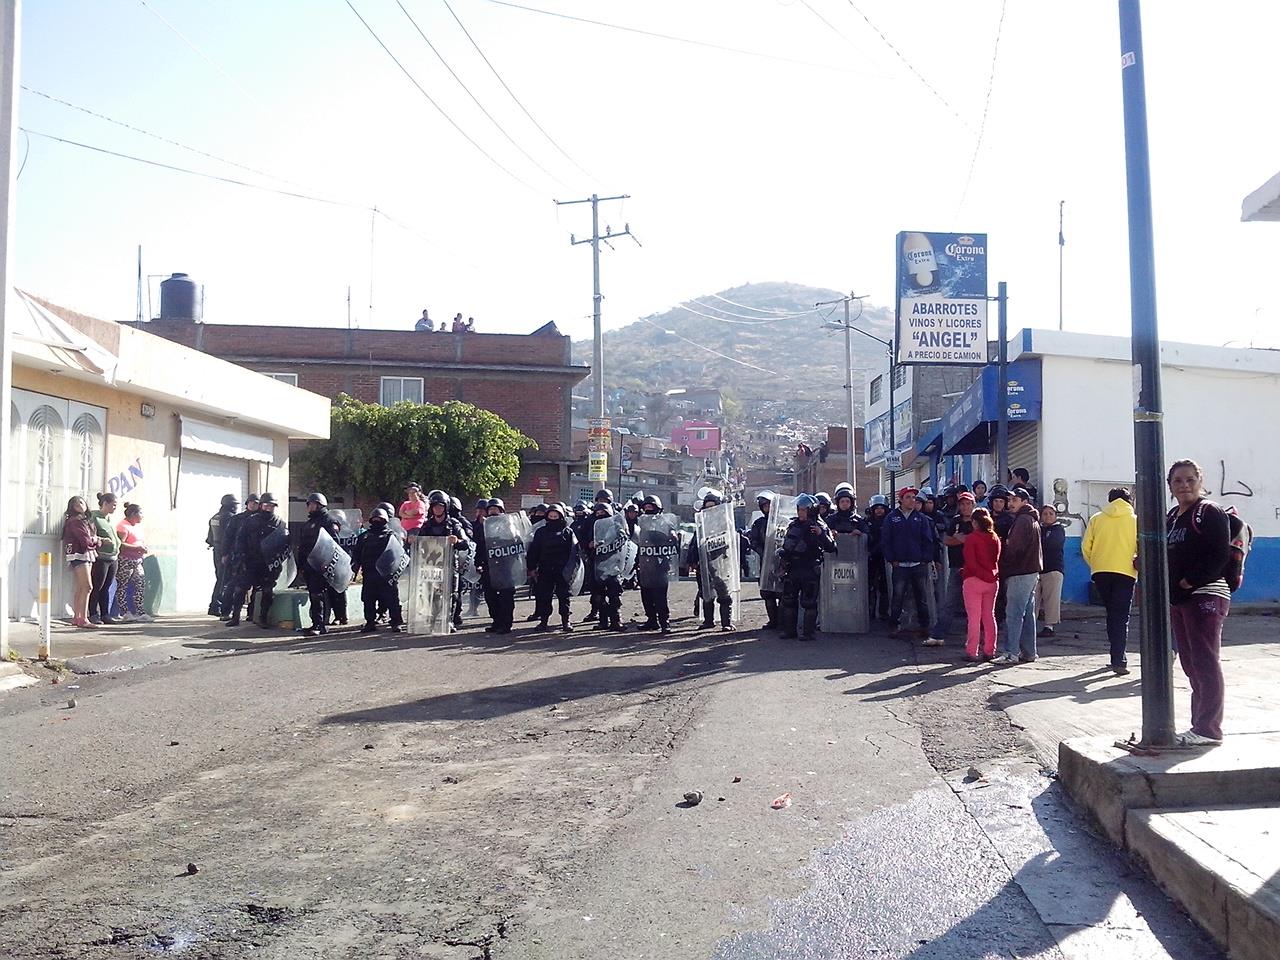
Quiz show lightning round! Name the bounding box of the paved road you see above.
[0,582,1221,959]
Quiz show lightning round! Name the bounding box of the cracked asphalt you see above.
[0,581,1221,959]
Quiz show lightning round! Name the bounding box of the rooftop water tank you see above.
[159,272,203,322]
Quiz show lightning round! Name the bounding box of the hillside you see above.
[571,281,895,431]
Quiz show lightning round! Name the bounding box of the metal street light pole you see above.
[1118,0,1175,748]
[0,0,22,660]
[821,302,891,495]
[816,293,867,499]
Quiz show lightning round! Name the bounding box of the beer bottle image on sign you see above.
[902,232,938,292]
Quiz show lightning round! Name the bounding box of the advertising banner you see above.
[588,452,608,482]
[895,231,988,365]
[587,418,612,453]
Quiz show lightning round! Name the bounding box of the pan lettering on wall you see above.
[108,457,144,497]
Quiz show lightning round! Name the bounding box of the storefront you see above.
[5,293,330,619]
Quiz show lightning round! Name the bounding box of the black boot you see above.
[226,613,240,627]
[560,617,573,633]
[642,618,658,630]
[534,620,551,633]
[660,621,672,635]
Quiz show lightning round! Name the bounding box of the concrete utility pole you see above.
[996,281,1009,483]
[1118,0,1176,748]
[0,0,22,660]
[556,194,638,493]
[816,292,869,498]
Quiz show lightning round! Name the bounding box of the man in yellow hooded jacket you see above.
[1081,487,1138,675]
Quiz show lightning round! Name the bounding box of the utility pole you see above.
[816,292,868,498]
[1118,0,1175,748]
[996,281,1009,483]
[556,193,638,491]
[0,0,20,660]
[1058,200,1066,331]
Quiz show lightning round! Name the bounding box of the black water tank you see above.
[159,272,202,322]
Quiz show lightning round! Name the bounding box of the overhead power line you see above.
[135,0,261,108]
[683,299,818,323]
[710,292,812,315]
[636,315,788,379]
[955,0,1008,218]
[394,0,565,189]
[841,0,969,129]
[21,86,308,190]
[343,0,538,193]
[485,0,876,76]
[439,0,596,183]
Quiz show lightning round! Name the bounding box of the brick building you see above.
[139,318,589,506]
[792,426,880,502]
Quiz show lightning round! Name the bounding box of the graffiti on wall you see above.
[108,457,144,497]
[1211,460,1254,499]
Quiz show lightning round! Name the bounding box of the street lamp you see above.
[821,306,897,494]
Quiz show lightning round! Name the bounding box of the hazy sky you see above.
[13,1,1280,348]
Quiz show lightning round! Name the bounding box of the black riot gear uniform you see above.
[351,514,404,632]
[778,502,837,641]
[749,495,781,628]
[226,505,288,627]
[527,507,577,632]
[206,497,239,616]
[571,508,600,622]
[296,503,345,635]
[414,504,470,629]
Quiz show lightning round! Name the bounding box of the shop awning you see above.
[8,289,118,382]
[941,359,1042,456]
[180,416,275,463]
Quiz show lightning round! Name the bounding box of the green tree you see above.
[295,395,536,499]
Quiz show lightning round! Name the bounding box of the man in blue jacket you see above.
[881,487,939,639]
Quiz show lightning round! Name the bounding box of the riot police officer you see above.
[635,494,675,634]
[527,502,577,632]
[572,501,600,622]
[207,494,239,616]
[412,489,470,630]
[350,508,405,632]
[220,494,258,622]
[686,489,736,631]
[865,494,891,621]
[467,498,489,618]
[477,497,517,634]
[588,501,625,631]
[815,492,833,521]
[778,493,837,641]
[296,492,346,636]
[828,484,867,535]
[227,492,287,627]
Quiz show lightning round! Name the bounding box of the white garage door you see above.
[175,451,248,613]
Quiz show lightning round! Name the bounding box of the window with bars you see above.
[869,376,883,405]
[892,365,908,390]
[380,377,424,406]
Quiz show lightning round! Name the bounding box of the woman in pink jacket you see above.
[61,496,100,628]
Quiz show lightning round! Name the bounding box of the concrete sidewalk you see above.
[983,608,1280,960]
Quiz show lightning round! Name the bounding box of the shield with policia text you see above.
[636,513,680,589]
[259,522,290,570]
[406,535,454,635]
[593,514,629,579]
[307,526,353,593]
[375,531,410,580]
[484,513,528,591]
[696,502,741,623]
[819,529,870,635]
[757,494,797,595]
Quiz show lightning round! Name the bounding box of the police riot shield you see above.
[696,503,741,622]
[375,532,410,580]
[260,521,290,570]
[406,536,454,635]
[636,514,680,589]
[459,542,480,586]
[757,495,797,594]
[307,526,353,593]
[819,531,870,635]
[484,513,528,591]
[329,510,361,553]
[565,553,586,595]
[593,515,629,579]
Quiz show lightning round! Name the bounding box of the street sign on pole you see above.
[588,451,608,482]
[883,451,903,473]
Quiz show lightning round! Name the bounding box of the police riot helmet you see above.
[474,497,489,511]
[530,502,548,517]
[815,492,833,508]
[796,493,818,513]
[573,500,589,513]
[756,490,775,505]
[835,489,856,509]
[701,489,723,507]
[370,507,389,522]
[546,503,567,522]
[593,500,614,516]
[624,501,639,514]
[595,487,614,503]
[833,481,854,496]
[377,501,397,518]
[220,493,239,509]
[306,492,327,507]
[245,493,260,505]
[988,484,1010,503]
[427,489,448,506]
[259,492,279,506]
[487,497,505,512]
[642,493,662,512]
[868,494,888,508]
[449,496,462,513]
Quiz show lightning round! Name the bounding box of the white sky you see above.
[13,1,1280,347]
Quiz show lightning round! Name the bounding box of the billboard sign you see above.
[587,417,612,453]
[895,231,988,365]
[588,451,608,482]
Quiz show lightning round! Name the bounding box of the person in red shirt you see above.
[398,482,426,534]
[961,506,1002,661]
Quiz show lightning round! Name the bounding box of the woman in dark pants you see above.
[1165,459,1232,746]
[87,492,121,624]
